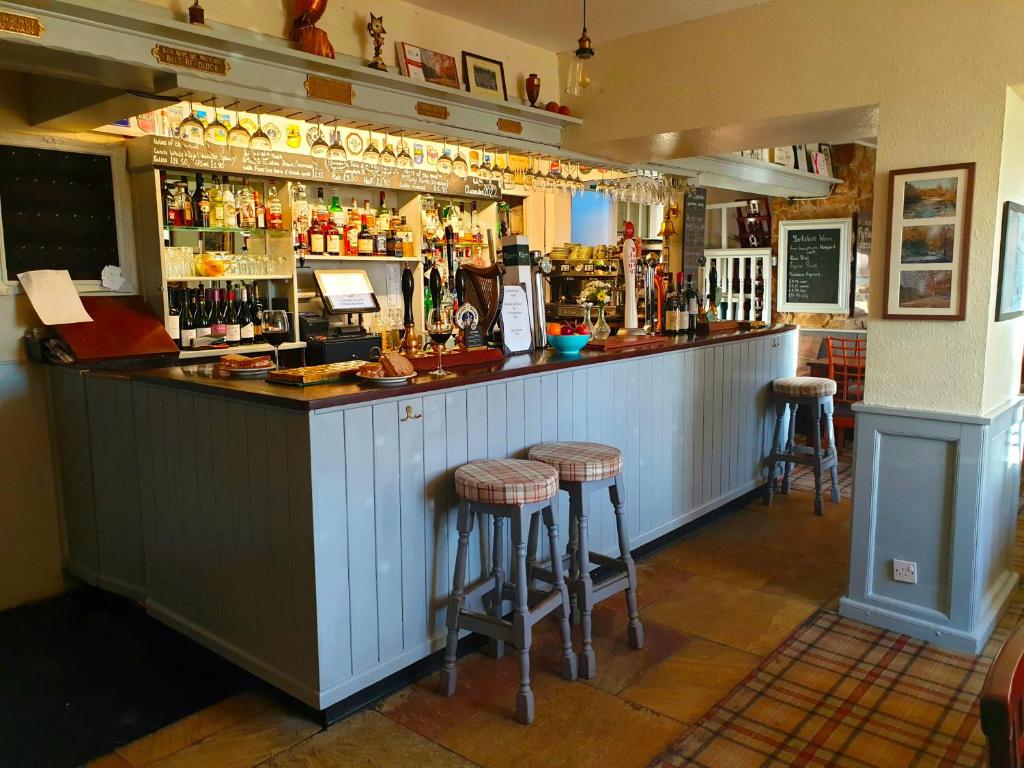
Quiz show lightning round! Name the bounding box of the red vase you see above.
[525,74,541,107]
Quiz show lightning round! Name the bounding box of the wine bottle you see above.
[358,215,374,255]
[224,288,241,345]
[196,289,212,338]
[165,286,182,344]
[238,286,255,343]
[180,289,197,350]
[192,173,210,227]
[682,274,699,334]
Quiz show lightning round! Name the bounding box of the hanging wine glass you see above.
[310,116,329,158]
[380,130,397,167]
[534,158,548,191]
[396,132,413,168]
[178,95,205,145]
[480,149,494,180]
[436,140,453,174]
[502,151,516,190]
[451,144,469,178]
[363,129,380,165]
[226,102,252,148]
[522,157,535,190]
[203,97,228,147]
[249,106,272,151]
[326,122,346,162]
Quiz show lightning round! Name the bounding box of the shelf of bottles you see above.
[701,249,773,324]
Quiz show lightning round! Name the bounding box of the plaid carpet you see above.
[785,440,854,498]
[654,598,1023,767]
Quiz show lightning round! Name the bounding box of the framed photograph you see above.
[461,52,507,101]
[776,217,852,314]
[882,163,974,320]
[996,201,1024,321]
[397,42,461,90]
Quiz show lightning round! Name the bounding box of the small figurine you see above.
[188,0,205,24]
[366,13,387,72]
[291,0,335,59]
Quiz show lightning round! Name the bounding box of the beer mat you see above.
[584,335,669,350]
[407,347,504,372]
[266,360,367,385]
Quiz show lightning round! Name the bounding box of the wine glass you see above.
[261,309,290,368]
[178,96,205,145]
[227,102,251,148]
[204,98,228,147]
[250,106,272,151]
[426,307,453,377]
[451,145,468,178]
[310,117,329,158]
[327,125,346,162]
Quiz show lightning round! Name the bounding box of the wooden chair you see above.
[826,336,866,447]
[981,621,1024,767]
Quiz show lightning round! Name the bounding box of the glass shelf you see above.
[165,274,293,282]
[169,226,252,234]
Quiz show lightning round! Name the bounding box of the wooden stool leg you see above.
[439,500,475,697]
[610,476,644,650]
[824,398,841,503]
[525,512,540,585]
[781,403,798,495]
[573,486,597,679]
[811,401,824,516]
[764,399,787,505]
[565,492,581,624]
[487,516,506,659]
[511,508,534,724]
[543,504,577,682]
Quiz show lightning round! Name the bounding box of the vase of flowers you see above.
[579,280,613,339]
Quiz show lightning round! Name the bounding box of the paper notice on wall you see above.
[384,263,402,314]
[17,270,93,325]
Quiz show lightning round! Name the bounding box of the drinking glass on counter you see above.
[261,309,290,368]
[426,307,453,377]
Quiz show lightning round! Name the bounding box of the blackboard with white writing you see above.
[783,226,842,306]
[682,187,707,273]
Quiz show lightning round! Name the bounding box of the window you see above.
[616,201,664,239]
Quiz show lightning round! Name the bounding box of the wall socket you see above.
[893,559,918,584]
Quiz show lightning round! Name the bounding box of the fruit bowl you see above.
[547,333,591,354]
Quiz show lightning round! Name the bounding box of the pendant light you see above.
[565,0,596,97]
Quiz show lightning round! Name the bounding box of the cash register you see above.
[300,269,383,365]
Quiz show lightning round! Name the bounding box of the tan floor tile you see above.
[437,672,682,768]
[87,754,134,768]
[751,512,851,565]
[631,558,694,611]
[117,690,275,767]
[262,710,479,767]
[694,505,788,542]
[759,556,848,606]
[646,533,795,589]
[621,637,761,723]
[641,574,818,656]
[146,704,320,768]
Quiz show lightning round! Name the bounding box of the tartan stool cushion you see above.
[528,441,623,483]
[455,459,558,505]
[773,376,837,398]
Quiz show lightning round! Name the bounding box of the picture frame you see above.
[461,51,508,102]
[397,42,461,90]
[996,201,1024,321]
[882,162,974,320]
[776,217,852,314]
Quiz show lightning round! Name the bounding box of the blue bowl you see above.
[547,334,591,354]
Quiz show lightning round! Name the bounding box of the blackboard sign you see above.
[682,187,707,273]
[0,145,120,280]
[777,218,852,313]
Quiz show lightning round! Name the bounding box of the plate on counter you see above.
[356,372,416,387]
[219,363,276,378]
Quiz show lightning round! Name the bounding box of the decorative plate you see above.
[345,132,364,157]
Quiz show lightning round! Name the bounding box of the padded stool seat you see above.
[454,459,558,505]
[773,376,837,398]
[528,441,623,482]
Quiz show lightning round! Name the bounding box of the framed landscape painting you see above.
[883,163,974,320]
[996,201,1024,321]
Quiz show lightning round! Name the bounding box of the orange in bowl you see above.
[198,253,229,277]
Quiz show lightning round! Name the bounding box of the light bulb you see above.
[566,58,592,96]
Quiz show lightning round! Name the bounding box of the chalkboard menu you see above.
[777,218,852,313]
[129,136,501,200]
[0,145,119,280]
[682,187,707,272]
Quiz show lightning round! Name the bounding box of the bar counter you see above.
[48,325,798,715]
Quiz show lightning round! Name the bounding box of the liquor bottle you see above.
[661,272,675,334]
[313,187,329,224]
[345,197,361,255]
[209,176,224,228]
[707,261,720,321]
[221,176,237,228]
[176,178,194,227]
[223,288,241,345]
[358,215,374,255]
[165,286,182,344]
[238,286,255,343]
[376,191,390,233]
[373,218,387,256]
[237,178,256,229]
[308,215,326,256]
[682,273,699,333]
[329,195,344,230]
[162,171,175,225]
[754,260,765,319]
[180,289,197,349]
[195,289,212,338]
[325,215,341,256]
[397,216,414,257]
[266,180,283,230]
[210,287,227,337]
[292,184,310,255]
[254,189,266,229]
[249,283,264,338]
[362,198,372,222]
[167,178,185,227]
[664,279,682,336]
[192,173,209,227]
[470,202,482,242]
[385,229,397,258]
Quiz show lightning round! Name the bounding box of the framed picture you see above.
[996,201,1024,321]
[397,42,461,90]
[776,217,852,314]
[461,51,507,101]
[882,163,974,320]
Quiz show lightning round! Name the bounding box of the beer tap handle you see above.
[401,266,414,327]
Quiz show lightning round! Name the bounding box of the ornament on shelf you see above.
[366,13,387,71]
[525,73,541,107]
[291,0,335,59]
[188,0,205,24]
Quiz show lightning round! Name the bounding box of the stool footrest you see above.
[457,610,515,643]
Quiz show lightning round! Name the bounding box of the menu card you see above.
[499,284,534,355]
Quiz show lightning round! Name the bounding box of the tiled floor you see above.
[88,491,853,768]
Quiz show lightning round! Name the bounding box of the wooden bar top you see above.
[129,325,796,412]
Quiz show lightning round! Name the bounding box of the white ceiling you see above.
[404,0,773,53]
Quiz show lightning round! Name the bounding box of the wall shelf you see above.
[166,274,293,282]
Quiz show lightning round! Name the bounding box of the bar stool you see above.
[764,376,840,516]
[440,458,576,724]
[527,441,644,680]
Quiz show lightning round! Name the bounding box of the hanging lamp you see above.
[565,0,596,96]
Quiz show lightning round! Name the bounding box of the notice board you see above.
[681,187,707,274]
[777,218,852,313]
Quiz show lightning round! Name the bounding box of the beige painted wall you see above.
[561,0,1024,416]
[135,0,559,103]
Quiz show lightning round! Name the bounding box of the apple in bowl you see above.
[546,321,591,354]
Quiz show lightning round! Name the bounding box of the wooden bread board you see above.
[585,335,669,351]
[408,347,504,372]
[266,360,367,385]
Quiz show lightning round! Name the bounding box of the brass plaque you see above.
[415,102,449,120]
[305,75,354,105]
[496,118,523,135]
[152,44,230,76]
[0,10,43,37]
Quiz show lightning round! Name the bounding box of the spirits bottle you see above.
[292,184,310,254]
[397,216,414,258]
[376,191,390,234]
[329,194,344,230]
[470,202,482,243]
[221,176,237,228]
[313,187,329,224]
[237,178,256,229]
[326,216,341,256]
[345,197,361,255]
[253,189,266,229]
[176,178,194,227]
[192,173,210,227]
[358,215,374,255]
[209,176,224,228]
[266,180,283,230]
[308,216,326,256]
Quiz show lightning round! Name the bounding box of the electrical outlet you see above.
[893,559,917,584]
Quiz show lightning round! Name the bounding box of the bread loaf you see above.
[380,352,415,377]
